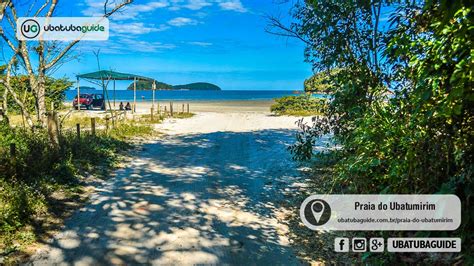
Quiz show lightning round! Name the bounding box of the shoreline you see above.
[65,100,276,114]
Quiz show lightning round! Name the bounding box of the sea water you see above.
[65,89,305,102]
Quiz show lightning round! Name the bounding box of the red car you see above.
[73,94,105,110]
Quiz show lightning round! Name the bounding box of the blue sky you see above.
[50,0,312,90]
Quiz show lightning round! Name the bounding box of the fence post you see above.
[170,102,173,117]
[164,106,167,115]
[187,103,189,113]
[76,123,80,139]
[47,111,60,148]
[182,104,184,114]
[10,143,15,157]
[150,108,154,121]
[91,117,96,136]
[105,115,110,134]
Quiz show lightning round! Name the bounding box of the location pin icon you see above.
[311,200,325,223]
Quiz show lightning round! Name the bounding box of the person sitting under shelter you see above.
[119,102,124,110]
[125,102,132,111]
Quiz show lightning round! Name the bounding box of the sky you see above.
[47,0,313,90]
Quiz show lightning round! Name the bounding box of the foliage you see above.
[270,95,326,116]
[0,75,73,113]
[127,80,173,90]
[173,82,221,91]
[0,119,156,254]
[284,0,473,264]
[303,69,339,93]
[126,81,221,91]
[109,123,154,140]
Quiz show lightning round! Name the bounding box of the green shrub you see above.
[0,122,131,252]
[109,123,154,140]
[271,94,326,116]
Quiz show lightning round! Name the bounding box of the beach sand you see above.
[131,100,275,113]
[32,101,307,265]
[65,100,275,117]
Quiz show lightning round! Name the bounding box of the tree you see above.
[303,69,340,93]
[127,80,173,90]
[0,0,132,129]
[267,0,389,143]
[269,1,473,262]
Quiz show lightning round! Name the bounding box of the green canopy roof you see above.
[76,70,153,81]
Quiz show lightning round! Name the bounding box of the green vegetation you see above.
[108,123,154,140]
[303,70,338,93]
[270,95,326,116]
[173,82,221,91]
[126,81,221,91]
[126,80,173,90]
[140,112,195,121]
[0,122,129,256]
[0,72,73,114]
[0,105,194,261]
[274,0,473,264]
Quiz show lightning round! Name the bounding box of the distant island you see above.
[126,80,221,91]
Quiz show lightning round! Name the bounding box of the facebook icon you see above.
[334,237,349,252]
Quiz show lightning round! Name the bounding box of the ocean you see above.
[65,89,302,102]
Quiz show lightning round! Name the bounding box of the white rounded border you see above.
[300,195,330,230]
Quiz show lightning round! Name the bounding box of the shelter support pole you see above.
[77,78,80,111]
[133,77,137,114]
[152,80,156,111]
[113,80,116,108]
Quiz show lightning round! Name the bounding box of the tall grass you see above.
[0,122,131,256]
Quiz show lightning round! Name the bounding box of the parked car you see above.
[73,94,105,110]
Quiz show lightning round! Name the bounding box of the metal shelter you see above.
[75,70,156,113]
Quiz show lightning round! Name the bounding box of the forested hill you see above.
[127,80,221,91]
[173,82,221,91]
[126,80,173,90]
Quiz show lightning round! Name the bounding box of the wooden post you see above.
[164,106,167,115]
[91,117,96,136]
[170,102,173,117]
[76,123,80,139]
[112,111,116,127]
[150,108,154,122]
[187,103,189,113]
[10,143,15,157]
[182,104,184,114]
[47,111,60,147]
[105,115,110,133]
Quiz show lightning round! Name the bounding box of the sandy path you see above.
[29,112,304,265]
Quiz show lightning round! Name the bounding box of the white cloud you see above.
[217,0,247,12]
[188,41,213,47]
[81,0,248,18]
[82,0,169,20]
[184,0,212,10]
[167,17,199,27]
[111,22,170,35]
[80,37,176,54]
[121,38,176,52]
